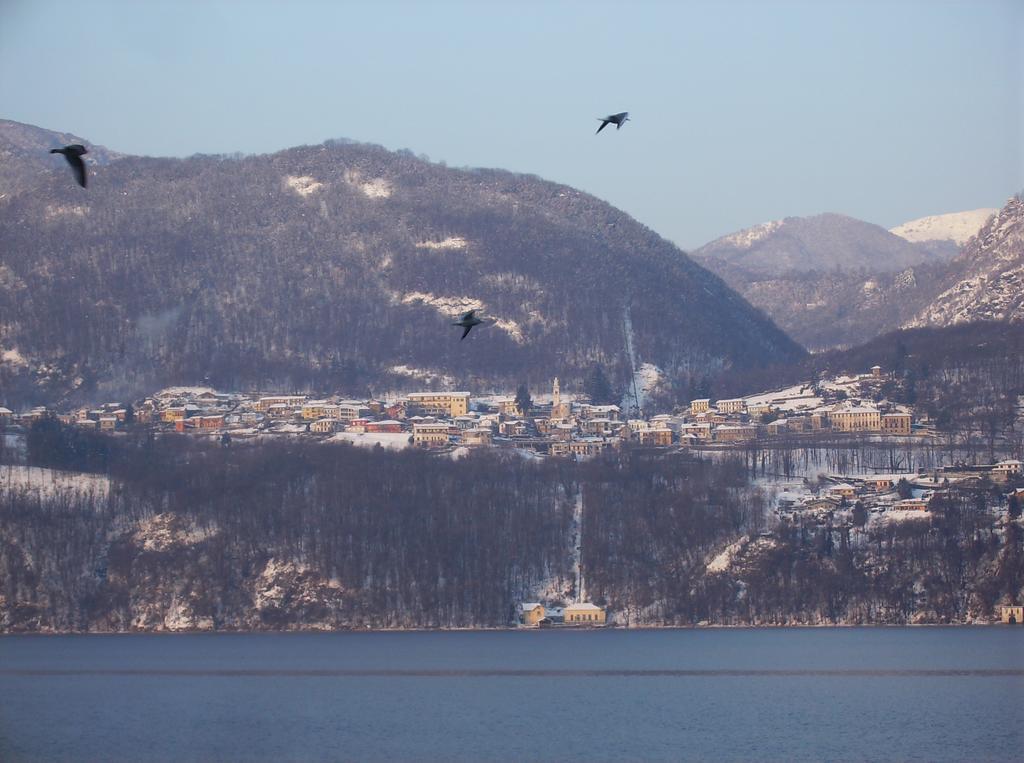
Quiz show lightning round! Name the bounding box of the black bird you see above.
[453,309,484,340]
[50,144,88,187]
[596,112,629,134]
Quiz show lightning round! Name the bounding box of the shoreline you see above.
[2,621,1011,637]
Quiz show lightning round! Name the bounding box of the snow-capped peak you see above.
[889,209,996,246]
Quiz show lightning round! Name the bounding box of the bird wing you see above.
[68,155,87,188]
[461,309,476,321]
[614,112,628,122]
[460,324,473,340]
[596,120,610,134]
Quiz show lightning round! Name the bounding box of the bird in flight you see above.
[596,112,629,134]
[50,144,88,188]
[453,309,484,340]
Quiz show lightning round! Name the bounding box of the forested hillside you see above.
[0,119,803,408]
[2,433,1020,631]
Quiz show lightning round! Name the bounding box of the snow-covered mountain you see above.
[692,213,945,274]
[690,212,964,348]
[890,208,996,246]
[905,196,1024,328]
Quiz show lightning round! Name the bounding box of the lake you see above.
[1,628,1022,762]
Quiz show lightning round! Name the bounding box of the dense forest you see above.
[0,120,802,409]
[2,427,1020,632]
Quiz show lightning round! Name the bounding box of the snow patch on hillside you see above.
[1,347,28,367]
[44,204,87,219]
[284,175,324,197]
[329,431,410,450]
[387,364,457,387]
[619,308,662,414]
[415,237,467,250]
[622,363,663,415]
[344,170,391,199]
[889,209,995,245]
[399,291,481,314]
[132,514,219,553]
[707,537,748,573]
[1,465,110,498]
[154,385,217,399]
[717,219,783,249]
[396,292,526,343]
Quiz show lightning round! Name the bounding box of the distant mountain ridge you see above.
[692,212,953,275]
[0,119,804,407]
[691,207,998,350]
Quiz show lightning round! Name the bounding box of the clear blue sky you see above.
[1,0,1021,248]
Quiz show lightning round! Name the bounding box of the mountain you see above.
[0,119,122,197]
[890,208,996,247]
[692,212,949,275]
[0,119,804,407]
[906,196,1024,328]
[690,206,1005,350]
[710,264,952,351]
[690,213,963,349]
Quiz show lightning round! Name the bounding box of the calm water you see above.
[1,628,1022,762]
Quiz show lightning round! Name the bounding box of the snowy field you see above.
[328,431,411,450]
[0,465,110,497]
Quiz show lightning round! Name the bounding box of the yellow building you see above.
[256,395,307,413]
[865,476,897,491]
[638,428,673,446]
[302,401,339,420]
[161,407,188,422]
[690,398,710,415]
[882,413,911,435]
[564,603,606,625]
[520,603,545,626]
[1000,605,1023,624]
[568,439,605,458]
[310,418,339,433]
[407,392,470,418]
[717,398,746,414]
[461,428,493,446]
[413,422,451,448]
[829,406,881,432]
[715,425,757,442]
[828,483,857,499]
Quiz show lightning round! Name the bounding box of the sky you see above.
[1,0,1021,248]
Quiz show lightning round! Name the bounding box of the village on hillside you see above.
[3,364,937,456]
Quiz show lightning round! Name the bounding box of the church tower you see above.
[551,377,570,421]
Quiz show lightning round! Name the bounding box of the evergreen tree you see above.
[584,364,616,406]
[896,478,913,499]
[514,383,533,418]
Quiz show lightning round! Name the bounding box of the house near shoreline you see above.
[518,602,606,626]
[1000,605,1023,624]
